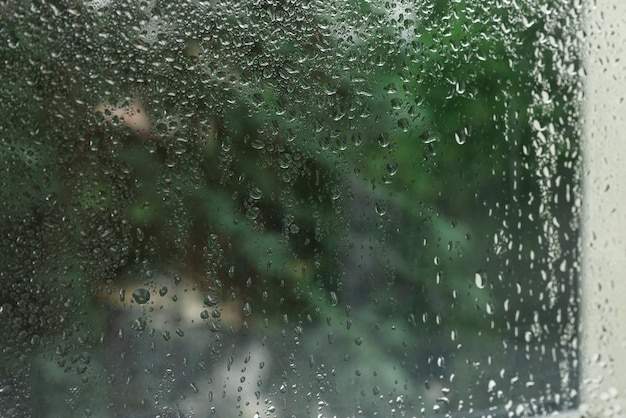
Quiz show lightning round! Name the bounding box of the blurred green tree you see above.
[0,0,581,416]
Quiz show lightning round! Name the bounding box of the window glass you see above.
[0,0,582,416]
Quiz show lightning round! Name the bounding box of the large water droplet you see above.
[132,288,151,304]
[474,271,487,289]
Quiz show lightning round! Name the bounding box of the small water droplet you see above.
[132,317,146,331]
[397,118,410,132]
[132,288,151,304]
[486,302,494,314]
[378,132,390,148]
[375,200,387,216]
[204,294,220,307]
[454,126,470,145]
[437,356,445,367]
[243,302,252,316]
[386,161,398,176]
[329,291,338,306]
[249,187,262,200]
[475,271,487,289]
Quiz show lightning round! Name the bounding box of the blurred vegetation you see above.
[0,0,582,416]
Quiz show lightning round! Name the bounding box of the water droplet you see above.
[204,294,220,307]
[354,337,363,346]
[375,200,387,216]
[243,302,252,316]
[397,118,410,132]
[383,82,397,94]
[486,302,494,314]
[329,291,338,306]
[437,356,445,368]
[249,187,262,200]
[378,132,390,148]
[454,126,470,145]
[159,286,168,297]
[475,271,487,289]
[132,288,151,304]
[246,206,260,220]
[132,317,146,331]
[386,161,398,176]
[251,138,265,150]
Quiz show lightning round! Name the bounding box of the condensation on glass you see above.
[0,0,583,417]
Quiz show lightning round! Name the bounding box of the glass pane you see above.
[0,1,581,416]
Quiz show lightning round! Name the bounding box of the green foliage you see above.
[0,0,581,416]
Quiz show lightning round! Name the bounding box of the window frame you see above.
[567,0,626,416]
